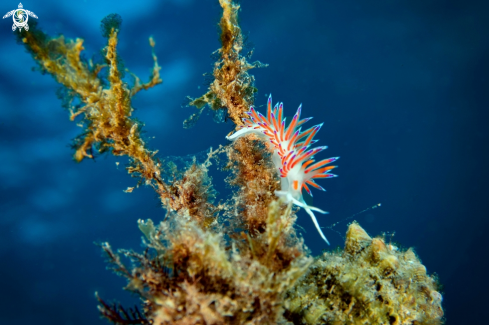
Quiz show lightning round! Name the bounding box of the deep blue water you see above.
[1,0,488,324]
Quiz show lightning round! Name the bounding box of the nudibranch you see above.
[226,95,338,244]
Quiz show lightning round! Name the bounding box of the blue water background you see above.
[0,0,488,324]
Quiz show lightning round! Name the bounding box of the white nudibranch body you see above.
[226,95,339,244]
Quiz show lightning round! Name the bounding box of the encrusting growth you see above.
[16,1,444,324]
[284,222,444,324]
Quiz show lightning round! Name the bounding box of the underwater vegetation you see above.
[285,222,444,324]
[15,0,444,324]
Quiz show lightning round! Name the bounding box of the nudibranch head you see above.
[226,95,339,244]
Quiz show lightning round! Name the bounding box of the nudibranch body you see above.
[226,95,338,244]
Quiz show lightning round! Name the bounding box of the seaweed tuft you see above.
[100,13,123,38]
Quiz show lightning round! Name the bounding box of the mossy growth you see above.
[284,222,444,325]
[100,13,125,78]
[16,14,221,227]
[98,199,312,325]
[224,136,281,236]
[184,0,267,129]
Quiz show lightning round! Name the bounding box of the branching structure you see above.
[18,16,216,227]
[185,0,266,128]
[16,1,444,325]
[187,0,281,236]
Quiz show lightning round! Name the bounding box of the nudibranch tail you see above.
[275,190,330,245]
[305,207,330,245]
[227,94,339,244]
